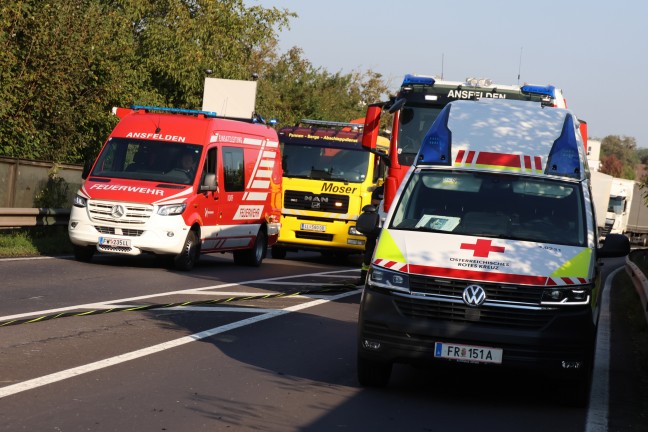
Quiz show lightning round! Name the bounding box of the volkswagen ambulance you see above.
[68,105,282,270]
[355,98,629,405]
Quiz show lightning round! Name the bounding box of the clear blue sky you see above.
[250,0,648,148]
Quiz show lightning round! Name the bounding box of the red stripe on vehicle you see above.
[475,152,521,168]
[408,264,547,285]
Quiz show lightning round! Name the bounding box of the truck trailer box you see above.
[625,182,648,244]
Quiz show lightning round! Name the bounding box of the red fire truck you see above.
[68,105,282,270]
[361,74,571,212]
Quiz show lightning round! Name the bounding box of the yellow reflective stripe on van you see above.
[549,248,591,278]
[374,229,406,263]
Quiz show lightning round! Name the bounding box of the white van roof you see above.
[417,99,587,180]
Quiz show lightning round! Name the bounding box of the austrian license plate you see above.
[300,223,326,232]
[99,237,131,248]
[434,342,503,364]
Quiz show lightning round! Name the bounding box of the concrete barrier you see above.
[625,256,648,327]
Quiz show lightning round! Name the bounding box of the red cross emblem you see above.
[460,239,505,258]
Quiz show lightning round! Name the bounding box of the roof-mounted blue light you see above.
[131,105,218,117]
[417,105,452,166]
[401,74,436,87]
[544,114,582,178]
[520,84,556,98]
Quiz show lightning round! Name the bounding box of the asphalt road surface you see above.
[0,251,644,431]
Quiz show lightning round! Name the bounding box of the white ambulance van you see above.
[68,105,282,270]
[355,98,630,405]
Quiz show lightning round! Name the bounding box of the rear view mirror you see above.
[598,233,630,258]
[356,206,380,236]
[200,173,218,192]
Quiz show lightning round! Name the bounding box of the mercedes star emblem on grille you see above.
[111,205,126,219]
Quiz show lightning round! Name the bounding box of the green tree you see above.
[257,47,388,127]
[135,0,293,109]
[0,0,152,162]
[0,0,389,164]
[637,147,648,165]
[600,135,639,180]
[0,0,294,162]
[601,154,623,178]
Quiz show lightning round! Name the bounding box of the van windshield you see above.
[90,138,202,186]
[390,170,586,246]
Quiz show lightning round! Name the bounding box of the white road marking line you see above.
[0,289,360,399]
[586,267,619,431]
[0,269,358,322]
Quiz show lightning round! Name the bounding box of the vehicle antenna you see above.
[441,53,444,79]
[517,46,523,85]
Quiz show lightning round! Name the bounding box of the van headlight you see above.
[541,286,591,305]
[368,266,410,293]
[73,194,87,208]
[157,203,186,216]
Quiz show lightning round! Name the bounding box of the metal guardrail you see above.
[0,208,70,228]
[625,257,648,327]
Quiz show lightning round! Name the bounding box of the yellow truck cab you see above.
[272,119,387,259]
[355,98,630,405]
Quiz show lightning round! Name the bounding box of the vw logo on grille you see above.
[111,205,126,219]
[462,285,486,307]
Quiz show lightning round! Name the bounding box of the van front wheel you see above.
[174,230,200,271]
[73,245,95,262]
[357,355,392,387]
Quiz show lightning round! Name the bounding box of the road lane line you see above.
[0,288,360,399]
[0,269,358,322]
[586,267,620,431]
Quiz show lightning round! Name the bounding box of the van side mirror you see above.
[598,233,631,258]
[356,205,380,236]
[200,173,218,192]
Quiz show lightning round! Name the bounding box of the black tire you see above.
[233,229,267,267]
[560,370,592,408]
[357,355,392,388]
[73,245,95,262]
[271,246,287,259]
[174,230,200,271]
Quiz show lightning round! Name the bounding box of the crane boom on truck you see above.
[361,74,576,213]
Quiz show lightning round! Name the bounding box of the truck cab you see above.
[271,119,387,259]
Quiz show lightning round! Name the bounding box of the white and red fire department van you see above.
[68,105,282,270]
[355,98,630,405]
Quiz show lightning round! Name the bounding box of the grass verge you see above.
[0,226,73,257]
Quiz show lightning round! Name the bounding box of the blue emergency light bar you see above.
[545,114,582,178]
[401,74,436,87]
[131,105,218,117]
[416,104,452,166]
[520,85,556,99]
